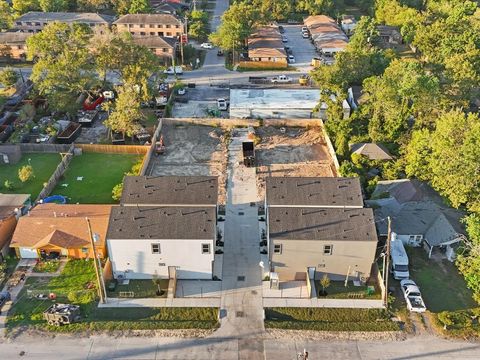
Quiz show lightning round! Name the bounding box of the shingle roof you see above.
[15,12,114,24]
[132,36,176,49]
[248,26,286,59]
[11,204,112,248]
[350,143,393,160]
[107,206,216,240]
[266,177,363,207]
[113,13,183,26]
[121,176,218,206]
[0,32,32,44]
[32,230,90,249]
[268,207,377,241]
[305,15,348,51]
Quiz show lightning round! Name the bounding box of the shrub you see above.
[18,165,34,183]
[67,290,96,304]
[4,180,14,190]
[112,183,123,201]
[0,67,19,88]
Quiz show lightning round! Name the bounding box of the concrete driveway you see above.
[282,24,317,72]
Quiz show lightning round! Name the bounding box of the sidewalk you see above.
[98,297,220,308]
[263,297,384,308]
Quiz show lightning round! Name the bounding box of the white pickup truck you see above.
[271,75,292,84]
[400,279,427,313]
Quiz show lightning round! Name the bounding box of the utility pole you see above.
[384,216,392,308]
[193,0,197,11]
[86,217,105,304]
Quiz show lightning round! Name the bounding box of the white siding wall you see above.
[19,247,38,258]
[107,239,214,280]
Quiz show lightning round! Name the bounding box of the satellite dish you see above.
[259,261,264,268]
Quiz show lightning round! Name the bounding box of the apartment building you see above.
[113,14,184,38]
[0,32,32,59]
[132,36,176,64]
[13,12,114,33]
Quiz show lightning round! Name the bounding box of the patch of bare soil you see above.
[255,126,337,200]
[265,329,406,341]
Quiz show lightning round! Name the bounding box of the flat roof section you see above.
[268,207,377,242]
[266,177,363,207]
[121,176,218,206]
[107,206,216,240]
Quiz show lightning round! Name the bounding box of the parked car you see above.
[282,36,288,43]
[271,75,292,84]
[201,42,213,49]
[217,98,228,110]
[288,55,296,63]
[217,49,224,56]
[301,26,308,33]
[302,32,310,39]
[400,279,427,313]
[278,25,285,33]
[177,87,186,95]
[164,66,183,75]
[284,46,293,55]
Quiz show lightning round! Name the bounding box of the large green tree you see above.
[209,2,263,50]
[12,0,41,14]
[296,0,337,16]
[0,67,19,88]
[27,22,96,114]
[457,214,480,303]
[0,2,14,30]
[129,0,150,13]
[39,0,69,12]
[188,10,209,41]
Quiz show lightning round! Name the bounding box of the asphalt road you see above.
[0,333,479,359]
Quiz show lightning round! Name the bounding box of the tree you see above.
[403,128,431,180]
[296,0,335,16]
[188,10,209,41]
[209,2,263,50]
[18,165,34,183]
[254,0,293,21]
[0,2,14,30]
[27,22,96,114]
[0,67,19,88]
[113,0,131,15]
[319,274,331,295]
[76,0,110,11]
[129,0,150,13]
[103,85,144,137]
[39,0,69,12]
[12,0,41,14]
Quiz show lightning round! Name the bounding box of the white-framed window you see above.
[151,243,161,254]
[81,247,88,253]
[201,243,210,254]
[273,244,282,254]
[415,235,423,241]
[323,244,333,255]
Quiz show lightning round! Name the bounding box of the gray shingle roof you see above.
[15,12,114,24]
[107,206,215,240]
[350,143,393,160]
[113,14,183,26]
[266,177,363,207]
[268,207,377,242]
[121,176,218,206]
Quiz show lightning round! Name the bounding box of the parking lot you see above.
[172,86,230,118]
[282,24,318,72]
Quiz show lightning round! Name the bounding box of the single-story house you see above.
[305,15,348,57]
[10,204,112,259]
[265,177,378,282]
[229,88,350,120]
[349,143,393,160]
[107,175,219,280]
[377,25,403,45]
[0,194,31,260]
[247,26,287,65]
[341,15,357,36]
[367,179,465,261]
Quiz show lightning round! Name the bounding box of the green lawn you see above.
[406,248,476,312]
[108,279,169,298]
[51,152,141,204]
[265,308,399,332]
[315,280,381,299]
[0,153,61,199]
[7,260,219,332]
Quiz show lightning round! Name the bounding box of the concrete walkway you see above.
[263,298,384,308]
[97,297,220,308]
[213,128,264,359]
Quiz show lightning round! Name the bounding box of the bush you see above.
[0,67,19,88]
[18,165,34,183]
[67,290,96,304]
[4,180,14,190]
[237,61,288,70]
[112,183,123,201]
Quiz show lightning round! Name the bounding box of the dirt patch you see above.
[147,120,228,204]
[255,126,337,200]
[265,329,406,341]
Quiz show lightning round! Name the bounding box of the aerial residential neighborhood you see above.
[0,0,479,359]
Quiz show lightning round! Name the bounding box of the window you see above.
[26,22,32,26]
[409,235,415,241]
[201,243,210,254]
[140,24,145,28]
[273,244,282,254]
[150,32,155,35]
[35,22,41,26]
[151,243,161,254]
[81,247,88,253]
[166,32,172,37]
[415,235,423,241]
[157,24,163,28]
[159,32,164,36]
[323,245,333,255]
[140,32,146,36]
[16,22,21,26]
[175,25,180,29]
[166,25,171,28]
[149,24,154,28]
[162,48,168,52]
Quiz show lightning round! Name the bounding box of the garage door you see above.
[19,247,38,259]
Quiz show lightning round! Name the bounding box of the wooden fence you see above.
[36,143,75,202]
[19,143,71,153]
[76,143,149,155]
[238,61,288,69]
[140,119,163,176]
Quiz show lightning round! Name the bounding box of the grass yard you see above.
[108,279,169,298]
[0,153,61,199]
[265,308,399,332]
[406,248,476,312]
[51,152,141,204]
[315,280,381,299]
[32,260,61,273]
[7,259,219,332]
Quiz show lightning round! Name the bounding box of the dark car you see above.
[217,49,224,56]
[278,25,285,34]
[0,291,11,313]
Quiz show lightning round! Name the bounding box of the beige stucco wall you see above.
[271,239,377,281]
